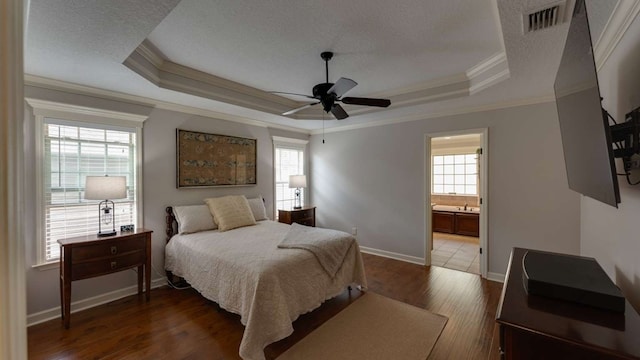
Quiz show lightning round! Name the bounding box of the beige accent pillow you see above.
[173,205,217,234]
[205,195,257,232]
[247,197,268,221]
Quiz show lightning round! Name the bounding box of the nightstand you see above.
[58,229,152,328]
[278,206,316,227]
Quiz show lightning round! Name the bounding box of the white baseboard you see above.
[360,246,426,266]
[27,277,166,327]
[487,272,505,283]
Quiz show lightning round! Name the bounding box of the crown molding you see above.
[162,61,292,106]
[137,39,165,68]
[466,52,507,79]
[469,68,511,95]
[25,98,148,126]
[594,0,640,71]
[371,72,469,98]
[153,101,310,134]
[310,94,555,135]
[122,47,161,85]
[467,52,510,95]
[124,42,299,116]
[290,87,471,120]
[24,74,311,134]
[24,74,556,137]
[124,40,510,120]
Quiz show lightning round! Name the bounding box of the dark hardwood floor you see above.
[28,253,504,359]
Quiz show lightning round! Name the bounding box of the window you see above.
[29,99,146,265]
[273,137,308,212]
[432,153,478,195]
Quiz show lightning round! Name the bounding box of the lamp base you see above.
[97,230,117,237]
[293,206,302,209]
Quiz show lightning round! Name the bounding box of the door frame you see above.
[424,128,489,278]
[1,0,28,358]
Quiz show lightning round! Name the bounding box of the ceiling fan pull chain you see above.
[322,112,325,144]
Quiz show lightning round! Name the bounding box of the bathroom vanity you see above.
[432,205,479,237]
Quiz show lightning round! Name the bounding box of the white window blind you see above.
[274,145,305,211]
[432,153,478,195]
[42,119,138,261]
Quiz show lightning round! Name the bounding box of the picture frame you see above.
[176,129,257,188]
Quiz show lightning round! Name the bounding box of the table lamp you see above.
[85,175,127,237]
[289,175,307,209]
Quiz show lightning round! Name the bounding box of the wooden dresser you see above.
[278,206,316,227]
[496,247,640,359]
[58,229,152,328]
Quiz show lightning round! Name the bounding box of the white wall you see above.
[142,107,307,273]
[22,85,307,317]
[581,12,640,310]
[310,102,581,275]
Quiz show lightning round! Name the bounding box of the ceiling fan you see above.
[276,52,391,120]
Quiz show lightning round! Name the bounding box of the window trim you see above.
[27,99,147,267]
[272,136,309,218]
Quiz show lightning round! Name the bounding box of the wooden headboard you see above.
[165,206,177,242]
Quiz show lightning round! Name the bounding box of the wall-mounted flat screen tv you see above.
[554,0,620,207]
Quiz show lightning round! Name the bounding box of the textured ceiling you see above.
[26,0,182,77]
[24,0,620,131]
[147,0,502,98]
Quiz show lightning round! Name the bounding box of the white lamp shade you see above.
[84,176,127,200]
[289,175,307,188]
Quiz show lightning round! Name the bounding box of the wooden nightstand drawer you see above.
[294,209,314,220]
[71,236,146,262]
[296,217,314,226]
[278,206,316,227]
[72,250,145,280]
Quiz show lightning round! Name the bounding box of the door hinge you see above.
[480,198,483,205]
[479,247,483,254]
[477,147,483,155]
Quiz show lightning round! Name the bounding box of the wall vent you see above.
[523,1,567,33]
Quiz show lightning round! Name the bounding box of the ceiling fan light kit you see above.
[280,51,391,120]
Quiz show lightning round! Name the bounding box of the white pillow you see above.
[173,205,217,234]
[204,195,257,232]
[247,197,268,221]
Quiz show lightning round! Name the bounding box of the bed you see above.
[164,199,367,360]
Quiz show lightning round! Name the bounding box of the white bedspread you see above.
[165,221,367,360]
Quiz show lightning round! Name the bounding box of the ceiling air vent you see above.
[524,1,567,33]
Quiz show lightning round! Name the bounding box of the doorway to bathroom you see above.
[425,129,487,277]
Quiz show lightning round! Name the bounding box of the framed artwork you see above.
[176,129,257,188]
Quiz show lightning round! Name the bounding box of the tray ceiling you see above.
[24,0,621,130]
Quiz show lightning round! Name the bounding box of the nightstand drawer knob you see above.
[110,261,117,269]
[111,246,117,255]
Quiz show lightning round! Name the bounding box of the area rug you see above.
[277,292,448,360]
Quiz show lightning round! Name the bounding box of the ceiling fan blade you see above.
[327,77,357,98]
[340,97,391,108]
[330,104,349,120]
[269,91,315,99]
[282,102,320,116]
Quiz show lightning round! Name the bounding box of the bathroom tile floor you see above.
[431,232,480,274]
